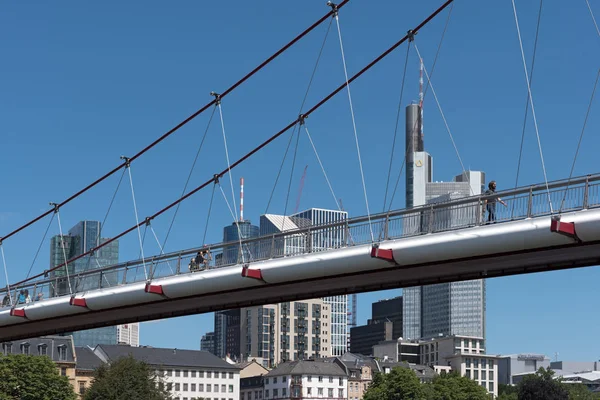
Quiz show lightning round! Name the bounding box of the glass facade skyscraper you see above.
[49,221,135,347]
[403,103,486,340]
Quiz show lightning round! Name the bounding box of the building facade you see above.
[403,100,486,341]
[350,296,403,356]
[264,360,347,400]
[497,354,551,385]
[201,331,216,353]
[49,221,123,347]
[117,323,139,347]
[92,344,241,400]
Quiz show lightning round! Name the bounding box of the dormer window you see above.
[57,344,67,361]
[38,343,48,356]
[20,342,30,355]
[1,343,12,355]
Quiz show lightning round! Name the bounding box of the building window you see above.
[20,343,30,355]
[183,383,188,391]
[229,372,234,379]
[329,376,333,383]
[184,370,188,378]
[175,383,180,391]
[318,376,323,382]
[207,384,212,392]
[38,344,47,356]
[57,345,67,361]
[221,385,226,393]
[273,389,278,398]
[489,382,494,392]
[176,370,181,377]
[167,369,173,376]
[167,383,173,391]
[489,360,494,369]
[199,384,204,392]
[273,377,277,384]
[229,385,233,393]
[2,343,12,355]
[466,370,471,378]
[61,367,67,376]
[222,372,227,379]
[215,384,219,393]
[265,390,269,398]
[307,388,312,395]
[78,381,86,395]
[339,377,343,386]
[474,370,479,380]
[307,376,312,382]
[191,384,196,392]
[328,388,333,397]
[338,389,344,398]
[489,371,493,380]
[318,388,323,396]
[282,388,287,397]
[207,371,212,378]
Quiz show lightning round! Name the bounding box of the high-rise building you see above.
[201,331,215,353]
[350,296,403,355]
[49,221,136,347]
[402,101,486,340]
[117,323,139,347]
[240,299,331,368]
[214,309,241,359]
[221,220,259,266]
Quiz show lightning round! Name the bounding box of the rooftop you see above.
[266,360,346,377]
[75,346,103,371]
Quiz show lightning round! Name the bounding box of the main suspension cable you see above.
[10,0,455,288]
[559,68,600,212]
[333,6,374,242]
[511,0,553,213]
[0,2,350,245]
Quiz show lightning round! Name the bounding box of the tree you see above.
[424,371,490,400]
[83,355,172,400]
[498,383,518,400]
[518,367,569,400]
[0,354,76,400]
[566,383,600,400]
[363,367,425,400]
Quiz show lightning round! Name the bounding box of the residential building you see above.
[350,297,403,355]
[241,375,264,400]
[92,344,241,400]
[201,331,216,353]
[241,300,331,368]
[75,346,103,398]
[377,360,436,384]
[497,354,551,385]
[238,359,270,379]
[403,99,486,341]
[49,220,123,347]
[332,352,378,400]
[264,360,348,400]
[0,336,77,390]
[117,323,139,347]
[372,338,420,364]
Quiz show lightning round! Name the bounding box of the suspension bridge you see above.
[1,0,599,342]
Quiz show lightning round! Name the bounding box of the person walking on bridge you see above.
[484,180,507,223]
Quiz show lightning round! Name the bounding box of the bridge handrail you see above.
[2,173,598,296]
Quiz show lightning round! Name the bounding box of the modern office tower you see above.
[49,221,126,347]
[240,299,331,368]
[221,220,259,266]
[201,331,215,353]
[117,323,139,347]
[402,100,486,340]
[213,309,241,359]
[350,296,403,355]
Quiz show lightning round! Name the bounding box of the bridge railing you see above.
[3,174,600,306]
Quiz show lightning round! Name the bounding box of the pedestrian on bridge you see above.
[484,180,507,223]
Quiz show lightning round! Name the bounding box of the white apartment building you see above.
[93,344,241,400]
[116,323,139,347]
[264,360,347,400]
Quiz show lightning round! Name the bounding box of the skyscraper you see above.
[402,102,486,340]
[49,221,139,347]
[200,331,215,353]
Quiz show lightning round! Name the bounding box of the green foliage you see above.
[363,368,425,400]
[566,383,600,400]
[425,371,490,400]
[83,355,172,400]
[517,367,569,400]
[0,354,76,400]
[498,383,519,400]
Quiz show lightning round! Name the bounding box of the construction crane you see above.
[294,165,308,214]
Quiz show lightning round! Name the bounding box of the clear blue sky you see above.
[1,1,599,361]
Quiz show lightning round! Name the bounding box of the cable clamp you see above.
[120,155,131,168]
[326,1,338,16]
[407,30,416,42]
[213,174,220,185]
[298,114,307,126]
[144,217,153,226]
[210,91,222,105]
[49,202,60,214]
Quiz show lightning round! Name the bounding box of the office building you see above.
[214,309,241,359]
[221,220,259,266]
[201,331,215,353]
[116,323,139,347]
[402,100,486,340]
[372,338,421,365]
[497,354,551,385]
[241,299,331,368]
[350,297,403,355]
[49,221,135,347]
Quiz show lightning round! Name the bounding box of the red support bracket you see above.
[241,266,264,282]
[10,308,26,318]
[371,245,396,263]
[69,297,88,308]
[145,283,164,295]
[550,216,580,242]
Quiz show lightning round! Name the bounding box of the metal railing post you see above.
[270,235,276,258]
[122,267,128,284]
[176,253,182,274]
[98,271,103,289]
[527,187,534,218]
[428,205,434,233]
[583,175,590,209]
[384,213,390,240]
